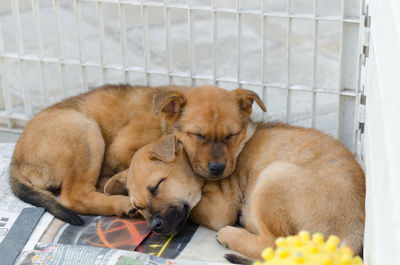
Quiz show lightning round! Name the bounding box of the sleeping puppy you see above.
[10,85,188,225]
[10,85,265,225]
[105,126,365,259]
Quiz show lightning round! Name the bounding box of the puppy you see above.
[10,84,187,225]
[153,86,266,180]
[107,126,365,259]
[10,85,265,225]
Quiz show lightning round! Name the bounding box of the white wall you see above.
[364,0,400,264]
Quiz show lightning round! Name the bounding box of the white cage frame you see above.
[0,0,364,157]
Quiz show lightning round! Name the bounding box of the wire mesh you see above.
[0,0,361,151]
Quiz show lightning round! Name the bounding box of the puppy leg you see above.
[61,187,135,217]
[216,162,301,258]
[59,121,135,218]
[190,181,239,231]
[217,226,276,259]
[60,163,135,217]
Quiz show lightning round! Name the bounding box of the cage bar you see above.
[261,0,266,121]
[0,0,362,153]
[336,0,346,140]
[140,0,149,85]
[74,0,88,91]
[52,0,67,98]
[0,28,13,129]
[310,0,318,128]
[164,1,171,85]
[11,0,32,118]
[118,2,128,83]
[187,0,193,86]
[31,0,50,106]
[286,0,292,124]
[96,1,106,84]
[236,0,240,85]
[31,0,48,107]
[353,0,367,155]
[211,0,217,85]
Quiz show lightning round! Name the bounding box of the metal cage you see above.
[0,0,364,158]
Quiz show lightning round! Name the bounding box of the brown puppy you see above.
[10,85,264,225]
[154,86,266,180]
[105,135,204,235]
[108,126,365,259]
[10,85,187,225]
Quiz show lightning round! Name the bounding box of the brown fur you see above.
[111,123,365,259]
[10,84,187,224]
[10,85,263,225]
[163,87,266,180]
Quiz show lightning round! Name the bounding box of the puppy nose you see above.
[208,162,225,175]
[149,217,163,231]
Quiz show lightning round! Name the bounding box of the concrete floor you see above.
[0,131,19,143]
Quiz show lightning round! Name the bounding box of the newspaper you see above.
[15,243,229,265]
[0,210,19,244]
[0,143,234,264]
[39,215,232,263]
[0,143,30,212]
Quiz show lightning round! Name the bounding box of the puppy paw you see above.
[115,196,141,218]
[120,208,141,218]
[121,204,142,218]
[216,234,228,248]
[216,226,237,249]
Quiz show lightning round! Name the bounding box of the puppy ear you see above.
[233,88,266,116]
[153,91,186,119]
[149,135,182,162]
[104,170,128,196]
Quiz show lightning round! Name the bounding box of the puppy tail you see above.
[224,254,253,265]
[9,173,84,226]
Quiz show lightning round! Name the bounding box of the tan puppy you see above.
[107,126,365,259]
[154,86,266,180]
[10,85,265,225]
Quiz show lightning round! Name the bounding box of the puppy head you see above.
[154,86,266,180]
[108,135,204,236]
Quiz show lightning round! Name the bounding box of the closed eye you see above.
[225,134,233,141]
[187,131,206,141]
[147,178,166,196]
[196,134,206,140]
[225,132,239,141]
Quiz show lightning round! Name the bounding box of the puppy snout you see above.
[208,162,225,176]
[149,217,163,231]
[147,203,190,236]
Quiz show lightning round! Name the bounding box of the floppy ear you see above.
[104,170,128,196]
[149,135,182,163]
[153,91,186,119]
[233,88,266,116]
